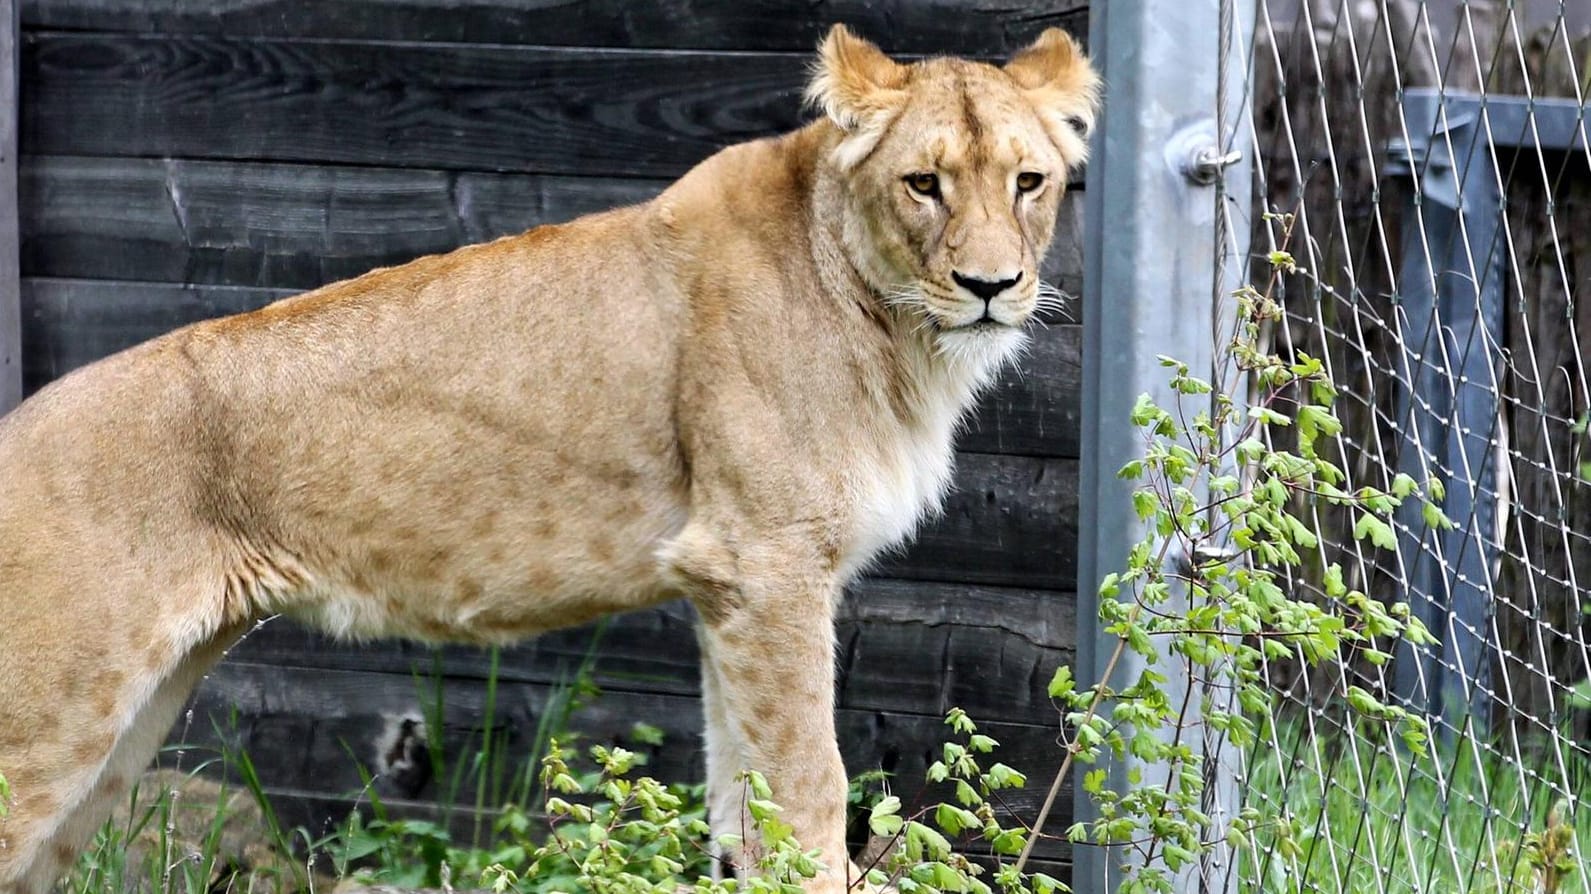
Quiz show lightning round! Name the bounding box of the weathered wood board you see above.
[217,579,1076,724]
[175,658,1075,863]
[18,156,1084,300]
[19,30,1098,181]
[21,0,1088,53]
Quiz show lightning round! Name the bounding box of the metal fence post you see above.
[0,0,21,415]
[1385,89,1506,733]
[1076,0,1252,890]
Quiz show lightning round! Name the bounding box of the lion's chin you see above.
[933,320,1028,370]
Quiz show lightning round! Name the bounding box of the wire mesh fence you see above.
[1225,1,1591,891]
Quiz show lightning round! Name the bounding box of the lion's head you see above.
[807,25,1099,359]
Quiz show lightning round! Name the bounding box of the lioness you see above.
[0,25,1096,893]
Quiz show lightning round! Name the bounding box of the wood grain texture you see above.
[18,157,670,289]
[21,277,1082,458]
[21,33,812,178]
[20,34,1098,182]
[885,452,1078,588]
[18,279,292,388]
[175,660,1074,861]
[20,0,1088,54]
[0,0,19,413]
[219,578,1074,725]
[19,156,1085,300]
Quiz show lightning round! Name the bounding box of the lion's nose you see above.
[952,270,1023,302]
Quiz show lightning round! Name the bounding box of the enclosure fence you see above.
[1223,1,1589,892]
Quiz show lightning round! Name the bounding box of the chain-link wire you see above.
[1207,1,1591,891]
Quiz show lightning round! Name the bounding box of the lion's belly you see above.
[277,471,690,645]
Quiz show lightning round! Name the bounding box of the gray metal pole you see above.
[1386,89,1508,734]
[1076,0,1253,890]
[0,0,21,415]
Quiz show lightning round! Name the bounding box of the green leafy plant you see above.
[858,708,1065,894]
[1018,219,1446,892]
[471,708,1069,894]
[1503,799,1580,894]
[479,741,808,894]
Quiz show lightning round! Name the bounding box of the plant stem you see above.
[1013,621,1133,874]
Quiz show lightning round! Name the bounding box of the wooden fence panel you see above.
[21,0,1087,53]
[22,34,812,178]
[179,659,1075,863]
[20,156,1085,301]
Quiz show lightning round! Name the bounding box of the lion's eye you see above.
[905,172,941,199]
[1016,172,1045,193]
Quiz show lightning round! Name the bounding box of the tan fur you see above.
[0,26,1096,893]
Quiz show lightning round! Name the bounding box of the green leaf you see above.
[935,802,980,836]
[985,763,1027,789]
[1132,489,1159,521]
[1098,572,1122,598]
[1352,512,1397,551]
[1048,665,1076,699]
[945,707,976,735]
[1248,406,1291,427]
[1298,404,1342,437]
[629,722,665,747]
[1345,685,1391,719]
[748,798,783,823]
[954,779,980,807]
[1031,872,1068,894]
[1323,563,1347,598]
[1130,393,1158,426]
[906,821,952,861]
[743,769,773,800]
[868,796,903,838]
[990,828,1026,855]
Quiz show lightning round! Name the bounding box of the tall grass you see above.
[320,636,615,889]
[59,634,610,894]
[61,759,311,894]
[1240,710,1590,894]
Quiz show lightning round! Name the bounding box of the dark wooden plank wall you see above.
[1,0,19,413]
[14,0,1090,875]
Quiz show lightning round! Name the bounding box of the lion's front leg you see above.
[699,603,851,892]
[678,540,854,893]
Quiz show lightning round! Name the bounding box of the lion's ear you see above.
[1005,28,1101,166]
[805,24,908,148]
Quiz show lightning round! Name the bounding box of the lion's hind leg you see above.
[0,606,238,894]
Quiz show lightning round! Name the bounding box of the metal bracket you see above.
[1166,120,1241,186]
[1186,146,1243,185]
